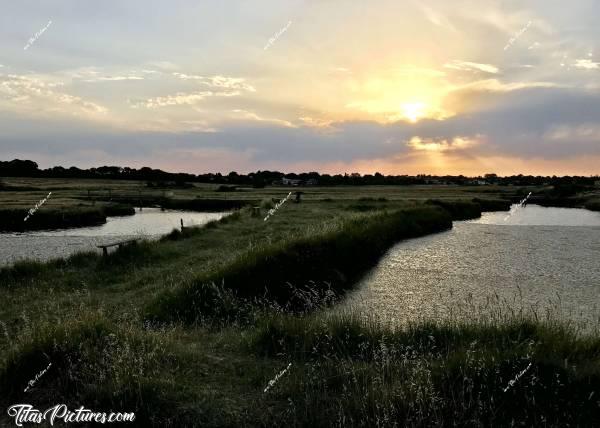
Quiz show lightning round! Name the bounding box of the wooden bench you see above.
[97,239,139,256]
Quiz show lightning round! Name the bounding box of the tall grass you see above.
[0,207,106,232]
[472,197,512,212]
[0,204,135,232]
[585,199,600,212]
[249,312,600,427]
[0,313,176,412]
[426,199,482,220]
[145,206,452,324]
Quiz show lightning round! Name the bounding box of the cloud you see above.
[146,61,179,71]
[573,59,599,70]
[298,116,338,131]
[173,73,256,92]
[130,90,240,108]
[231,109,295,128]
[545,124,600,141]
[415,2,458,32]
[329,67,352,74]
[393,66,447,78]
[65,67,146,83]
[84,75,145,82]
[407,136,480,152]
[454,79,561,93]
[444,61,500,74]
[127,72,257,109]
[178,120,218,133]
[0,73,107,116]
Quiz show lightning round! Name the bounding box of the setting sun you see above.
[343,66,453,123]
[400,102,426,122]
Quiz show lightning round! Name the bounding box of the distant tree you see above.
[0,159,39,177]
[97,166,122,176]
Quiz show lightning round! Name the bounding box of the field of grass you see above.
[0,176,521,231]
[1,178,599,426]
[0,176,530,205]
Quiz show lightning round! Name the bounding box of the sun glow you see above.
[344,66,454,123]
[400,102,426,122]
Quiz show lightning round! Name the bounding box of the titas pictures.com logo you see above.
[6,404,135,426]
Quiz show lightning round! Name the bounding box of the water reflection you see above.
[0,208,227,266]
[475,204,600,226]
[336,206,600,329]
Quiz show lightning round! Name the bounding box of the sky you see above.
[1,0,599,176]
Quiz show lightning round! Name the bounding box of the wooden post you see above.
[180,218,184,231]
[102,247,108,256]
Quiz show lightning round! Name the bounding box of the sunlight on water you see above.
[473,204,600,226]
[0,208,227,266]
[336,206,600,330]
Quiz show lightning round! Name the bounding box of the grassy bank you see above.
[162,198,251,212]
[586,199,600,212]
[0,207,106,232]
[0,204,134,232]
[426,199,482,220]
[145,206,452,324]
[472,197,512,212]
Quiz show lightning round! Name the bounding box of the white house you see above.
[282,177,302,186]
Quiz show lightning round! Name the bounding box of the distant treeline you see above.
[1,159,598,188]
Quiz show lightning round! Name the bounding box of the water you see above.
[336,205,600,329]
[0,208,227,266]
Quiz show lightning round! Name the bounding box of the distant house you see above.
[595,180,600,188]
[306,179,318,186]
[282,177,302,186]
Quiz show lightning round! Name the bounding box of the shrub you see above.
[426,199,481,220]
[102,204,135,217]
[472,198,511,212]
[0,207,106,232]
[585,199,600,212]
